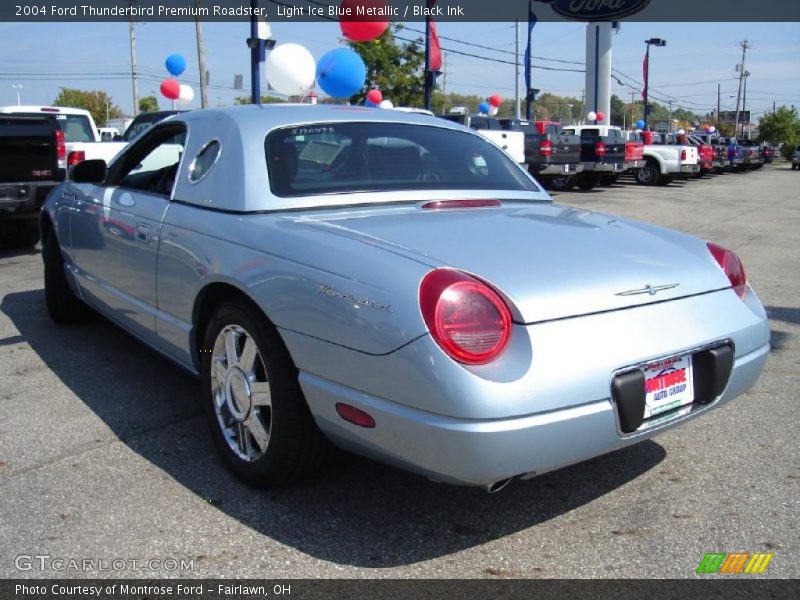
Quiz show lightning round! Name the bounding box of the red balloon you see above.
[367,89,383,104]
[595,111,605,122]
[160,79,180,100]
[488,94,503,107]
[339,0,389,42]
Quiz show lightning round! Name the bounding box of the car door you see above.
[69,123,186,345]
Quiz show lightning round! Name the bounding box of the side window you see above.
[189,140,221,183]
[112,126,186,196]
[470,118,486,130]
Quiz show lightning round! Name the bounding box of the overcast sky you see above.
[0,19,797,121]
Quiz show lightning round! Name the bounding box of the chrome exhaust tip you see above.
[484,477,513,494]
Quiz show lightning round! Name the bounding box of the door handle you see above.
[135,223,151,243]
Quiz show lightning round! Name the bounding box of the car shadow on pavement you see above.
[2,289,667,568]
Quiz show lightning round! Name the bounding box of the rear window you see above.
[265,122,537,198]
[55,114,94,143]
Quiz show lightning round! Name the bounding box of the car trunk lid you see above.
[293,202,731,324]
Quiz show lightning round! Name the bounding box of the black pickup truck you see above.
[561,125,627,190]
[497,119,583,190]
[0,114,65,248]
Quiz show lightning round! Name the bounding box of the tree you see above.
[139,96,159,113]
[758,106,800,159]
[234,95,289,105]
[53,88,122,126]
[610,94,626,126]
[346,24,425,107]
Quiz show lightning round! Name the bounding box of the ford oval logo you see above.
[551,0,651,20]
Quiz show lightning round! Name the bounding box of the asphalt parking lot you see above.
[0,162,797,579]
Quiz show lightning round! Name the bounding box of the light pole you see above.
[642,37,666,130]
[11,83,22,105]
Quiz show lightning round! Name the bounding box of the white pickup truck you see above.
[438,112,526,165]
[0,106,127,169]
[626,131,699,185]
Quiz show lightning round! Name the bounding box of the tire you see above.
[200,298,330,487]
[548,174,574,191]
[635,159,661,185]
[43,228,92,324]
[0,220,40,249]
[576,172,599,191]
[599,174,619,186]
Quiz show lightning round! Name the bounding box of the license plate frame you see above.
[642,354,694,420]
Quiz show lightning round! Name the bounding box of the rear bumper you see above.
[677,164,700,177]
[587,161,625,173]
[625,159,645,170]
[292,287,770,487]
[0,182,58,219]
[301,342,768,486]
[534,163,584,176]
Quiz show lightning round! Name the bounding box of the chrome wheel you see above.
[210,324,272,462]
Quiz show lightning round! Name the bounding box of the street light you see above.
[642,37,666,130]
[11,83,22,105]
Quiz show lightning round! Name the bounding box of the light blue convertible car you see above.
[41,105,769,491]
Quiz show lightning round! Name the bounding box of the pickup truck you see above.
[632,131,699,185]
[497,118,583,190]
[792,144,800,170]
[438,113,526,165]
[693,135,732,173]
[684,134,715,177]
[719,137,745,171]
[0,105,126,169]
[561,125,626,190]
[738,139,764,170]
[0,114,65,248]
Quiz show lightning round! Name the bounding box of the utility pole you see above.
[629,90,636,127]
[741,70,750,137]
[515,21,521,119]
[668,100,673,132]
[732,39,750,139]
[195,0,209,108]
[717,83,721,125]
[128,3,139,116]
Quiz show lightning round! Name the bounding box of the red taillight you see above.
[422,199,501,210]
[595,141,606,156]
[55,129,66,163]
[419,269,512,365]
[708,242,747,299]
[67,150,85,167]
[335,403,376,428]
[681,149,687,161]
[539,140,553,157]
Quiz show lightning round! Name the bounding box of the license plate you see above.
[563,164,571,173]
[642,355,694,419]
[614,163,624,171]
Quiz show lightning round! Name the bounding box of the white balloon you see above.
[709,126,716,133]
[489,105,499,116]
[178,84,194,103]
[678,128,686,135]
[587,111,597,121]
[379,99,394,109]
[265,43,316,96]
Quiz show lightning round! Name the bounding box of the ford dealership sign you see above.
[551,0,652,20]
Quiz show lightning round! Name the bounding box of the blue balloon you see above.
[478,101,490,114]
[316,48,366,99]
[364,99,376,107]
[165,53,186,77]
[635,119,645,129]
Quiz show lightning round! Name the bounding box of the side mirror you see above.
[70,159,107,184]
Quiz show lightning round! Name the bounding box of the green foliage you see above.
[758,107,800,155]
[234,95,289,105]
[53,87,122,126]
[346,24,425,107]
[139,96,159,113]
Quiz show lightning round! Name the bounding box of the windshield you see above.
[265,122,537,198]
[55,114,94,143]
